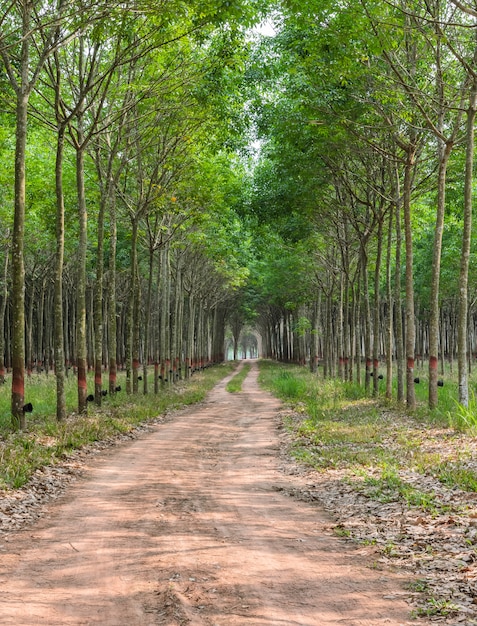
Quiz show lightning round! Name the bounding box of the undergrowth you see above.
[257,359,477,498]
[0,363,235,489]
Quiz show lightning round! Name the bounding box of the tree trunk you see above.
[309,299,318,373]
[354,274,361,385]
[37,276,46,374]
[176,267,184,379]
[185,293,195,378]
[0,241,9,385]
[143,247,155,394]
[108,186,117,395]
[404,144,417,410]
[171,257,183,381]
[126,217,138,394]
[338,273,345,380]
[361,244,372,393]
[11,88,29,429]
[160,243,171,384]
[54,124,66,420]
[428,141,453,409]
[76,139,88,414]
[394,194,404,402]
[458,81,477,407]
[132,262,141,394]
[94,188,106,405]
[385,206,394,400]
[373,217,383,395]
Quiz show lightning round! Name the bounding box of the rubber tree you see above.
[52,10,156,409]
[0,0,67,427]
[438,8,477,407]
[365,0,468,407]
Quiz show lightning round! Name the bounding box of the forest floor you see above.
[0,361,449,625]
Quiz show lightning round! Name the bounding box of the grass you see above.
[226,362,252,393]
[0,363,235,490]
[258,359,477,496]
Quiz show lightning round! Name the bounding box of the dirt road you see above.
[0,362,421,625]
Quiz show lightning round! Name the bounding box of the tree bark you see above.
[11,87,28,428]
[76,137,88,414]
[361,243,372,393]
[0,240,9,385]
[457,80,477,407]
[54,124,66,420]
[143,247,155,394]
[428,141,453,409]
[385,205,394,400]
[403,144,417,410]
[373,216,383,395]
[94,188,106,404]
[394,194,404,402]
[108,179,118,395]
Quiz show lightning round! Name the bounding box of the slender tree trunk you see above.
[170,259,178,382]
[160,243,171,384]
[11,88,29,428]
[361,244,372,393]
[404,144,417,409]
[54,124,66,420]
[348,281,356,383]
[343,282,351,381]
[108,187,117,395]
[76,138,88,414]
[386,206,394,400]
[26,282,34,376]
[37,276,46,373]
[373,217,383,395]
[185,293,195,378]
[94,193,106,404]
[126,217,138,394]
[176,268,184,379]
[0,242,9,385]
[132,262,141,394]
[355,273,361,385]
[458,81,477,407]
[394,194,404,402]
[429,142,453,409]
[172,258,183,381]
[154,253,161,391]
[64,285,69,376]
[143,247,155,394]
[310,300,318,373]
[338,273,345,380]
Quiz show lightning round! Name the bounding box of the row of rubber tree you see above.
[0,0,264,428]
[244,0,477,412]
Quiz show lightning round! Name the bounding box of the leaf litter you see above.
[276,407,477,624]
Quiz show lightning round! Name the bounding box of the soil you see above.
[0,361,428,625]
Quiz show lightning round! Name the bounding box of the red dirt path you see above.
[0,362,424,625]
